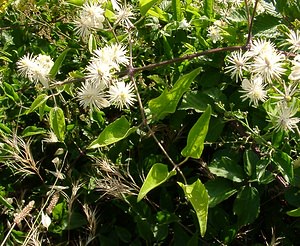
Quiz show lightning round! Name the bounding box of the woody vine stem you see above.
[124,0,259,184]
[48,0,259,185]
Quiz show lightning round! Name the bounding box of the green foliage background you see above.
[0,0,300,245]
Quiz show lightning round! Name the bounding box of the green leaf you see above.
[148,6,169,22]
[180,88,226,113]
[0,194,13,209]
[22,126,47,137]
[0,50,12,62]
[2,82,20,102]
[173,223,190,245]
[88,34,97,54]
[181,105,211,159]
[277,0,300,19]
[0,123,12,134]
[52,202,68,224]
[197,35,210,49]
[104,8,115,21]
[49,49,70,79]
[11,230,26,244]
[27,94,49,114]
[154,224,168,241]
[178,179,209,237]
[149,68,201,120]
[115,226,132,243]
[136,217,154,241]
[49,107,66,142]
[172,0,181,21]
[285,187,300,207]
[39,101,49,121]
[205,117,224,142]
[187,233,199,246]
[205,178,238,207]
[139,0,160,15]
[243,150,259,178]
[271,130,285,148]
[233,186,260,227]
[162,35,173,59]
[137,163,176,202]
[253,15,282,38]
[88,116,137,149]
[204,0,214,19]
[179,91,213,113]
[156,211,179,224]
[67,212,87,230]
[0,56,12,62]
[66,0,85,5]
[287,207,300,217]
[272,151,293,184]
[256,159,274,184]
[208,156,246,182]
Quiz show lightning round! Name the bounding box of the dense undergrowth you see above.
[0,0,300,245]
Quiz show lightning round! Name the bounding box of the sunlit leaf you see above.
[287,207,300,217]
[0,194,13,209]
[181,105,211,159]
[148,6,169,22]
[172,0,181,21]
[88,34,97,54]
[0,50,12,62]
[0,56,12,62]
[49,49,70,79]
[66,0,85,5]
[2,82,19,102]
[204,0,214,19]
[0,123,12,134]
[178,179,209,237]
[88,116,137,148]
[27,94,50,114]
[137,163,176,202]
[22,126,47,137]
[149,68,201,120]
[140,0,160,15]
[49,107,66,142]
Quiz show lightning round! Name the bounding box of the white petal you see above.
[41,211,51,230]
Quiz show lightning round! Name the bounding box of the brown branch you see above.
[51,45,245,88]
[49,77,85,88]
[246,0,260,47]
[118,45,245,77]
[244,0,251,37]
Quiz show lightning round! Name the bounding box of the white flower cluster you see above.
[225,29,300,133]
[214,0,266,18]
[17,53,54,88]
[77,43,136,110]
[209,0,271,43]
[207,20,225,44]
[289,55,300,81]
[73,0,135,40]
[73,2,105,40]
[214,0,244,18]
